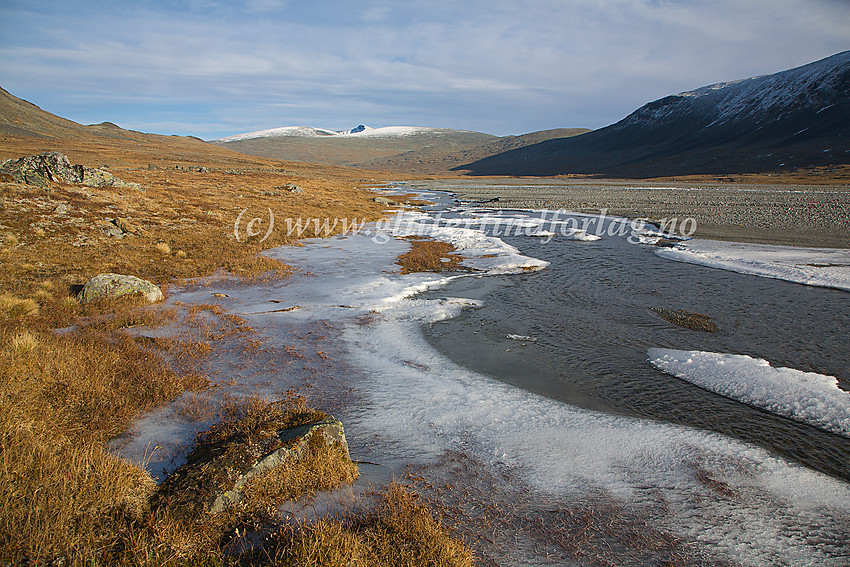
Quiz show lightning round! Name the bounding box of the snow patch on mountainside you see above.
[624,50,850,126]
[214,125,453,143]
[681,51,850,120]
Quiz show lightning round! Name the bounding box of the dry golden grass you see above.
[0,313,200,564]
[199,392,327,447]
[242,432,359,508]
[0,125,398,301]
[397,237,469,274]
[270,483,474,567]
[0,293,39,318]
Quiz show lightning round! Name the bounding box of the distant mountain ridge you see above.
[213,124,469,143]
[360,128,590,174]
[212,123,591,172]
[0,85,246,166]
[461,51,850,177]
[211,124,501,168]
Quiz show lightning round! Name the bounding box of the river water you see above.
[421,204,850,481]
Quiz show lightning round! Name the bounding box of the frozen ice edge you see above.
[649,348,850,437]
[655,240,850,292]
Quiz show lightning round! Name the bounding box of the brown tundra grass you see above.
[397,237,469,274]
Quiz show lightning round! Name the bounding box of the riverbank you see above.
[421,178,850,249]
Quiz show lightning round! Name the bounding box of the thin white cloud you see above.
[0,0,847,136]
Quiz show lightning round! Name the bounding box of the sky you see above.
[0,0,848,139]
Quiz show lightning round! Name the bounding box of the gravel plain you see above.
[411,179,850,249]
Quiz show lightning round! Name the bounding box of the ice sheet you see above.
[649,348,850,437]
[655,240,850,291]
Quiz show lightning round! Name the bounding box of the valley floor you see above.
[424,178,850,249]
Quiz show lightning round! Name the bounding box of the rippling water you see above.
[423,207,850,481]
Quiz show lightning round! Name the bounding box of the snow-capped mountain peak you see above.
[213,124,448,143]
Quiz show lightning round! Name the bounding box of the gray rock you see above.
[112,179,143,191]
[278,183,303,194]
[0,152,141,191]
[97,220,124,238]
[156,417,350,517]
[113,217,142,235]
[53,203,68,215]
[79,166,115,188]
[78,273,164,303]
[210,418,348,513]
[0,152,77,188]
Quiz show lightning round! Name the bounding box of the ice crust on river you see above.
[117,203,850,566]
[655,239,850,291]
[649,348,850,437]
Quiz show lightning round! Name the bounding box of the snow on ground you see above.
[214,125,339,141]
[649,348,850,437]
[383,211,551,273]
[214,125,448,142]
[655,240,850,292]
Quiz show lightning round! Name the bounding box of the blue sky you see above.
[1,0,848,139]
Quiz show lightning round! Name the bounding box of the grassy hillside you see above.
[363,127,591,174]
[211,128,496,168]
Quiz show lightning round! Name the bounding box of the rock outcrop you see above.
[0,151,141,190]
[78,273,164,303]
[154,416,350,517]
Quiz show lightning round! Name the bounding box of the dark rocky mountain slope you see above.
[460,51,850,177]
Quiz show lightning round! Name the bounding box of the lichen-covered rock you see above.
[112,179,143,191]
[0,151,140,190]
[78,273,164,303]
[78,166,115,188]
[155,417,350,517]
[0,151,78,187]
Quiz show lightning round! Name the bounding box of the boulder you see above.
[113,217,143,235]
[279,183,303,194]
[99,222,125,238]
[0,151,79,188]
[0,152,140,190]
[155,416,350,517]
[78,166,115,188]
[78,273,164,303]
[112,179,143,191]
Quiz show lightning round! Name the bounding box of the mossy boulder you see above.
[78,273,164,303]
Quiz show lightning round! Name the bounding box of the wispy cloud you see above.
[0,0,847,137]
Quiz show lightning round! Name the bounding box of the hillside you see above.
[0,86,291,169]
[460,51,850,177]
[358,128,591,174]
[0,84,397,293]
[211,125,496,168]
